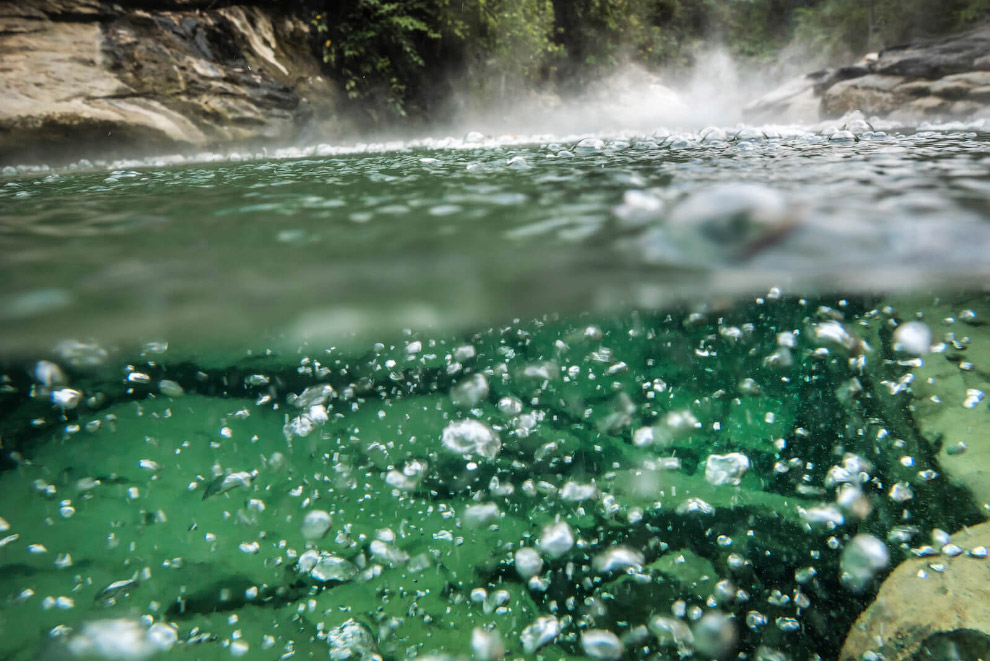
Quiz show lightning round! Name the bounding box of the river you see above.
[1,116,989,660]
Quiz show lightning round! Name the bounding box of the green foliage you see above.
[791,0,990,62]
[474,0,563,85]
[305,0,990,124]
[311,0,463,119]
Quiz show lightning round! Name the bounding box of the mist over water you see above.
[445,49,790,136]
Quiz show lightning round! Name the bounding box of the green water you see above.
[2,124,990,660]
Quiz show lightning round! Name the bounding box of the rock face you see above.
[745,25,990,123]
[0,0,347,165]
[841,522,990,660]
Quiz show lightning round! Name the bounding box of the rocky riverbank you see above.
[0,0,348,166]
[746,25,990,123]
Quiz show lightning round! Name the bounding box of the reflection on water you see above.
[1,117,990,660]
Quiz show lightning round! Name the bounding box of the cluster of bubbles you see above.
[2,291,989,660]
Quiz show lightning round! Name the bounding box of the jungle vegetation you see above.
[300,0,990,123]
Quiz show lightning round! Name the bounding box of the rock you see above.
[875,26,990,79]
[747,26,990,122]
[0,0,347,165]
[894,80,933,97]
[928,78,974,99]
[841,522,990,660]
[820,74,909,117]
[742,70,830,122]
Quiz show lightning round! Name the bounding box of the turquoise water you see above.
[2,122,990,660]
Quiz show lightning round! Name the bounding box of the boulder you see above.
[875,27,990,79]
[0,0,347,165]
[820,74,909,116]
[746,25,990,123]
[841,522,990,660]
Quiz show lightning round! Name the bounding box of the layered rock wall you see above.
[0,0,346,165]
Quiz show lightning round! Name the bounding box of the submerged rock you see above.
[841,522,990,660]
[895,295,990,516]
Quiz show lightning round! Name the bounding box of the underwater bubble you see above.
[581,629,624,660]
[813,320,862,352]
[158,380,184,397]
[520,615,559,653]
[126,372,150,384]
[290,384,334,408]
[693,612,736,659]
[649,616,694,653]
[471,628,504,661]
[327,619,377,661]
[963,389,984,408]
[497,397,523,415]
[942,543,964,557]
[244,374,270,387]
[94,578,138,605]
[311,555,358,583]
[65,619,176,659]
[893,321,932,355]
[238,541,259,554]
[776,617,801,632]
[799,504,844,527]
[283,415,315,442]
[515,547,544,579]
[451,373,489,408]
[746,611,768,630]
[840,534,889,593]
[649,410,701,446]
[560,481,599,502]
[202,470,254,499]
[369,539,409,565]
[889,482,913,503]
[463,502,501,528]
[932,529,951,546]
[54,340,109,368]
[632,426,655,447]
[297,549,320,573]
[677,498,714,516]
[538,521,574,558]
[51,388,82,409]
[301,510,333,540]
[592,547,644,574]
[945,442,967,456]
[34,360,66,387]
[704,453,750,486]
[441,419,500,459]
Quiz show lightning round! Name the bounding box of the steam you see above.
[444,47,821,137]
